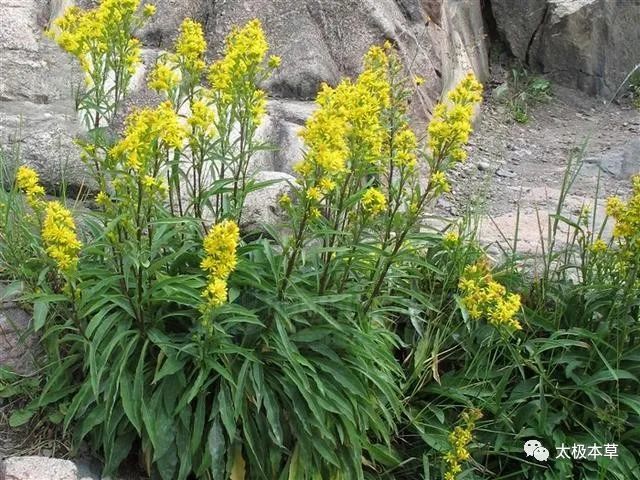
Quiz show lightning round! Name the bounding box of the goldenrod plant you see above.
[1,1,639,479]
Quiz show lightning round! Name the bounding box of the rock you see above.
[240,171,295,232]
[0,0,492,199]
[438,0,490,98]
[0,100,89,194]
[583,138,640,180]
[0,304,38,376]
[495,168,517,178]
[477,161,491,171]
[491,0,640,97]
[2,456,78,480]
[490,0,547,61]
[252,99,315,173]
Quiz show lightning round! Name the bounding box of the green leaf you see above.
[9,407,35,427]
[32,299,48,331]
[153,355,184,384]
[208,418,226,480]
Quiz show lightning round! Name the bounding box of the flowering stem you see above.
[280,208,310,297]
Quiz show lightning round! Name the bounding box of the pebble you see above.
[495,168,517,178]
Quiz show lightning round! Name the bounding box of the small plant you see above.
[495,67,552,123]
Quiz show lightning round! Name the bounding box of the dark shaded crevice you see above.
[524,3,549,66]
[480,0,500,45]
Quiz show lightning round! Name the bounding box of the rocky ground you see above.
[437,70,639,253]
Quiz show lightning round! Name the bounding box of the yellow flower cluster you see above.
[111,101,185,171]
[297,43,392,186]
[201,220,240,308]
[148,62,181,93]
[430,170,451,194]
[175,19,207,75]
[428,73,483,163]
[208,19,269,117]
[42,202,82,272]
[392,126,418,170]
[188,98,216,133]
[590,238,608,254]
[458,260,522,331]
[143,4,156,17]
[16,166,45,208]
[50,0,145,76]
[443,231,460,248]
[443,409,482,480]
[361,187,387,216]
[148,18,205,92]
[606,175,640,244]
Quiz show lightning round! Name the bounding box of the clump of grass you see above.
[495,67,552,123]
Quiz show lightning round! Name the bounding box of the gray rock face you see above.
[0,0,489,221]
[439,0,490,97]
[0,0,85,192]
[240,171,295,232]
[491,0,640,97]
[584,138,640,180]
[0,303,38,375]
[2,456,78,480]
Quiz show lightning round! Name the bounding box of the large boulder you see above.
[491,0,640,96]
[438,0,490,101]
[240,170,295,232]
[1,0,490,221]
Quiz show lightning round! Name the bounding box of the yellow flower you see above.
[111,101,185,171]
[143,3,156,16]
[430,170,451,194]
[175,18,207,74]
[309,207,322,219]
[427,73,482,163]
[361,187,387,216]
[305,187,322,202]
[318,177,336,194]
[268,55,281,68]
[392,126,418,169]
[202,277,228,307]
[605,175,640,253]
[50,1,143,77]
[443,231,460,248]
[459,260,522,331]
[95,191,110,207]
[201,220,239,312]
[278,193,291,208]
[208,19,269,120]
[298,44,393,181]
[188,98,215,132]
[16,166,45,208]
[293,161,313,178]
[148,62,180,92]
[590,239,608,254]
[42,201,82,272]
[414,75,425,86]
[201,219,240,280]
[443,409,482,480]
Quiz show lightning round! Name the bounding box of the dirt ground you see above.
[437,70,640,253]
